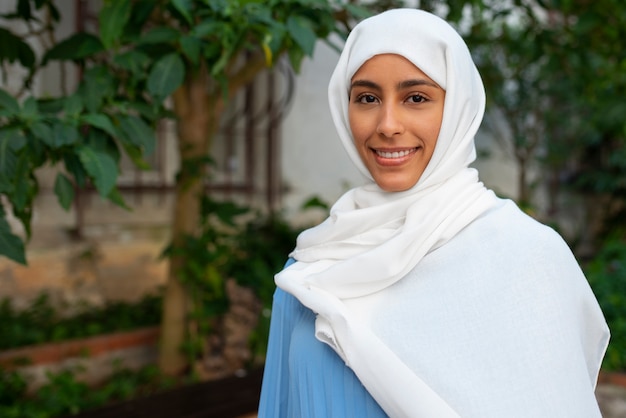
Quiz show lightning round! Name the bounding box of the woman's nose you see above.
[375,104,404,138]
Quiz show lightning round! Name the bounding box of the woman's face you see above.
[348,54,445,192]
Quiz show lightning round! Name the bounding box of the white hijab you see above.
[275,8,500,416]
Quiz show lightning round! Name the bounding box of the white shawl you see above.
[278,8,498,300]
[274,9,606,417]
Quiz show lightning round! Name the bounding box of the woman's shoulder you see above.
[456,198,582,278]
[474,198,567,247]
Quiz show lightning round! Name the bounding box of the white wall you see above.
[280,40,366,223]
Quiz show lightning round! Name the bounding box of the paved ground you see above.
[598,384,626,417]
[238,384,626,418]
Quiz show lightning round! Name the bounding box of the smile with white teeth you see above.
[375,148,416,159]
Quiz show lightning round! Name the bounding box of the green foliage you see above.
[162,195,317,364]
[0,205,25,264]
[0,1,166,264]
[0,367,27,406]
[458,0,626,231]
[0,363,174,418]
[543,1,626,220]
[586,233,626,371]
[0,292,162,350]
[0,28,35,69]
[225,214,304,358]
[301,195,331,211]
[0,0,367,265]
[227,215,302,305]
[0,197,318,415]
[162,196,251,363]
[147,54,185,100]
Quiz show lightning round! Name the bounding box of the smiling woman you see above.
[348,54,445,192]
[258,8,609,418]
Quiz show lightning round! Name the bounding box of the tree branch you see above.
[226,52,268,98]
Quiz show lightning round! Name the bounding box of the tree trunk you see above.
[158,55,266,376]
[158,68,222,375]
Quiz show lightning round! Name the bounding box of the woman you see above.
[258,8,609,417]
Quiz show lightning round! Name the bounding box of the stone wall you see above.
[0,187,172,309]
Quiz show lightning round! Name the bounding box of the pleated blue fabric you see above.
[258,285,387,417]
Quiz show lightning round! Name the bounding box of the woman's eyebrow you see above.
[350,78,440,93]
[350,79,380,92]
[398,79,439,89]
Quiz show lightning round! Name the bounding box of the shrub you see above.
[585,233,626,371]
[0,293,162,350]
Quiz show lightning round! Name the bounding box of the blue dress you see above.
[257,286,387,417]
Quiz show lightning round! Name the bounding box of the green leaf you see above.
[0,89,20,115]
[264,23,286,57]
[82,114,117,137]
[172,0,193,24]
[180,35,202,66]
[1,128,27,153]
[77,146,118,197]
[79,66,116,112]
[37,97,65,114]
[107,187,130,210]
[30,121,52,142]
[122,143,151,170]
[211,48,231,76]
[63,94,84,116]
[191,21,222,37]
[0,27,35,69]
[286,16,316,57]
[126,101,162,120]
[85,129,120,163]
[113,50,150,75]
[301,195,330,211]
[117,114,156,155]
[147,53,185,99]
[99,0,132,49]
[138,27,180,45]
[0,129,27,193]
[63,154,87,188]
[288,45,306,73]
[11,158,35,212]
[47,122,79,148]
[54,173,74,211]
[0,212,26,265]
[0,131,19,192]
[43,33,104,63]
[21,97,38,119]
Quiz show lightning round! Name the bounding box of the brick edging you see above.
[0,326,160,369]
[598,371,626,388]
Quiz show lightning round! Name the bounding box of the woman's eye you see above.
[408,94,427,103]
[357,94,377,103]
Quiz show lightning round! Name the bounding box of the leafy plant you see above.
[0,363,175,418]
[0,292,162,350]
[0,367,27,406]
[162,196,250,370]
[585,233,626,371]
[460,0,626,247]
[225,213,304,359]
[0,0,371,375]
